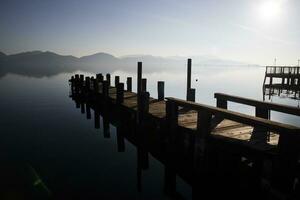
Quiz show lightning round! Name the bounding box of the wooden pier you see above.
[69,61,300,199]
[263,66,300,100]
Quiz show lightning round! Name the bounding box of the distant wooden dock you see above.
[69,61,300,199]
[263,66,300,100]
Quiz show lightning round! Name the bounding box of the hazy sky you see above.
[0,0,299,65]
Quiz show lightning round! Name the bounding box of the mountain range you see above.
[0,51,259,77]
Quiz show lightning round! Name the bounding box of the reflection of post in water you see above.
[75,100,80,109]
[137,147,149,192]
[80,102,85,114]
[103,115,110,138]
[116,126,125,152]
[94,110,100,129]
[164,165,176,196]
[86,103,91,119]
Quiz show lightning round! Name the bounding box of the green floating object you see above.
[27,164,52,197]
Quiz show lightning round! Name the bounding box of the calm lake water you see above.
[0,66,299,199]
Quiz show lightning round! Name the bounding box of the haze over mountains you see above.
[0,51,259,77]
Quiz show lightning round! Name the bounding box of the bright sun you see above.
[259,0,282,21]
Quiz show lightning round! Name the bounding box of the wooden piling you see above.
[93,78,99,93]
[115,76,120,87]
[137,62,142,94]
[141,78,147,92]
[127,77,132,92]
[216,97,228,109]
[96,73,103,82]
[166,100,178,137]
[106,73,111,87]
[187,88,195,102]
[102,80,109,100]
[80,74,84,85]
[85,77,91,91]
[157,81,165,101]
[116,83,124,104]
[138,91,150,123]
[187,58,192,100]
[90,77,95,90]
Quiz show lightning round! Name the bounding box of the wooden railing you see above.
[165,97,300,192]
[214,93,300,117]
[266,66,300,75]
[166,97,299,136]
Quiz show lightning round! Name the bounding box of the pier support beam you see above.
[106,73,111,87]
[137,62,142,95]
[141,78,147,92]
[138,91,150,123]
[187,88,195,102]
[102,80,109,100]
[186,58,192,100]
[115,76,120,87]
[116,83,124,104]
[127,77,132,92]
[157,81,165,101]
[96,73,103,82]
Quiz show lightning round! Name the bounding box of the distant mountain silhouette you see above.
[0,52,6,57]
[0,51,259,77]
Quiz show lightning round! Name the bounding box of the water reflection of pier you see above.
[263,66,300,100]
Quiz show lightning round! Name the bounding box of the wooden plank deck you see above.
[104,86,280,149]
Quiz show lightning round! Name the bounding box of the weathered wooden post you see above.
[187,88,195,102]
[85,77,91,91]
[96,73,103,82]
[164,99,178,195]
[157,81,165,101]
[102,80,109,100]
[115,76,120,87]
[165,99,178,137]
[106,73,111,87]
[141,78,147,92]
[116,83,124,104]
[272,133,299,193]
[215,96,228,109]
[90,76,95,90]
[70,76,75,93]
[93,78,99,93]
[127,77,132,92]
[195,110,216,195]
[252,106,269,185]
[186,58,192,100]
[137,62,142,94]
[80,74,84,86]
[138,91,150,123]
[195,110,212,166]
